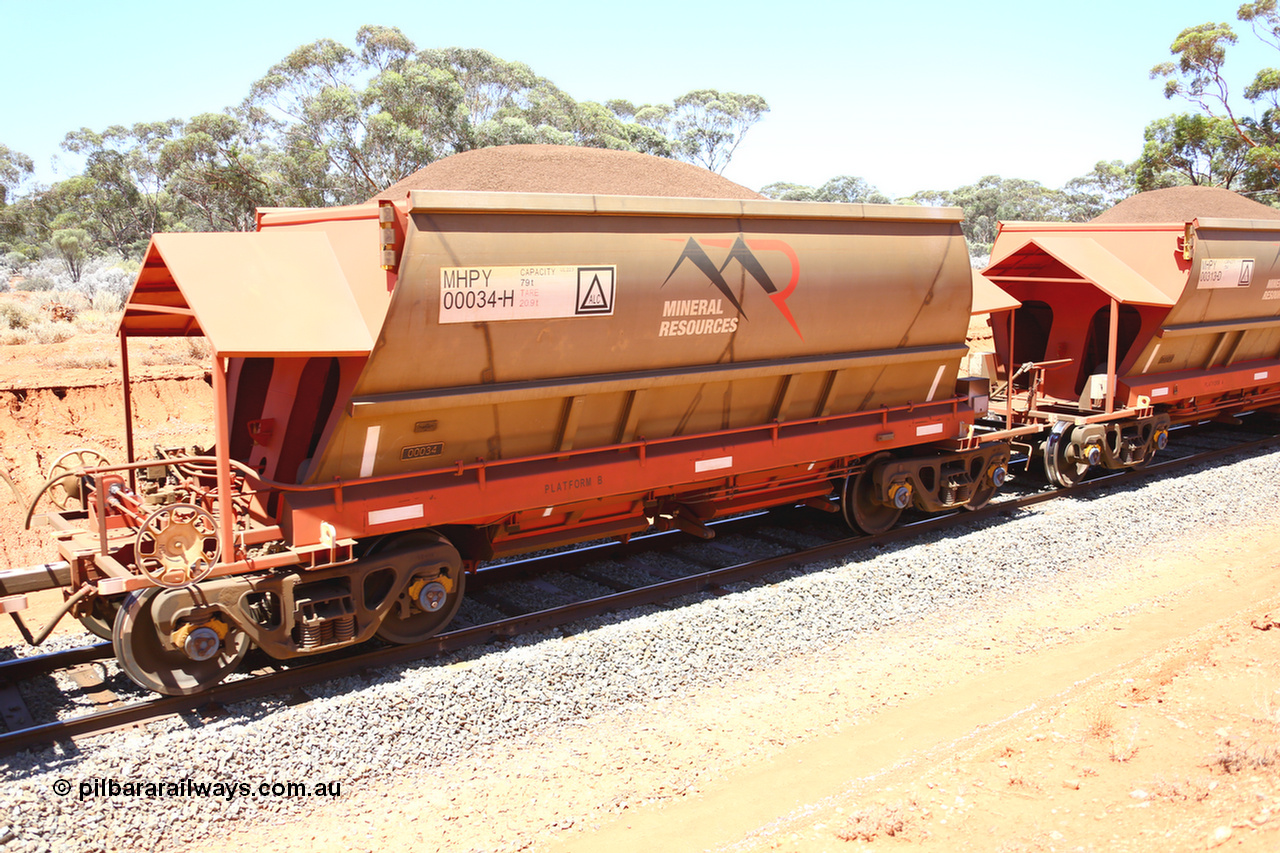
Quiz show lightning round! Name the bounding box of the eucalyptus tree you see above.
[243,30,658,204]
[158,112,278,232]
[49,228,92,282]
[59,121,181,255]
[0,143,33,207]
[669,90,769,174]
[911,177,1076,259]
[1135,114,1251,191]
[1151,1,1280,194]
[760,176,891,204]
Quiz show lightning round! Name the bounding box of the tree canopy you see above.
[759,175,892,204]
[12,12,1280,289]
[0,144,34,208]
[909,172,1131,261]
[760,164,1137,263]
[0,26,771,280]
[1149,1,1280,198]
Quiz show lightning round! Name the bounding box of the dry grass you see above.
[1083,706,1117,741]
[0,292,118,345]
[835,801,915,842]
[1148,774,1213,802]
[49,352,116,370]
[0,301,37,331]
[185,337,210,361]
[29,320,76,345]
[1081,706,1140,761]
[0,293,208,373]
[72,309,121,335]
[1210,741,1280,774]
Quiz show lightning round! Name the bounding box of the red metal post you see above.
[1106,297,1118,414]
[120,332,136,492]
[1006,310,1015,430]
[212,353,235,561]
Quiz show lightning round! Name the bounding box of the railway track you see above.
[3,416,1277,757]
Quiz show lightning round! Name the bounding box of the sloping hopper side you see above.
[304,192,974,483]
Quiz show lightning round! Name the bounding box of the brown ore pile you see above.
[1091,185,1280,223]
[372,144,764,200]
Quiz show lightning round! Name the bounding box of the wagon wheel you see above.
[134,503,221,588]
[1127,424,1169,473]
[368,531,466,645]
[23,448,111,528]
[113,587,249,696]
[964,458,1008,512]
[1043,422,1090,488]
[842,452,902,536]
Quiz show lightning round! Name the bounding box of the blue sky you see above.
[1,0,1275,199]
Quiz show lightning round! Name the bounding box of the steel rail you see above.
[0,644,112,682]
[2,424,1276,757]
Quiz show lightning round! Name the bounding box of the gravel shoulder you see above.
[556,521,1280,853]
[3,448,1280,853]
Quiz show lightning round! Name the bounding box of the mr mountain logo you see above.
[659,236,803,340]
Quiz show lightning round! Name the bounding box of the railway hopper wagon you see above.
[1,192,1007,695]
[978,218,1280,485]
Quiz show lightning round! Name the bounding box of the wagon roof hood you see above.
[120,231,375,357]
[981,232,1178,308]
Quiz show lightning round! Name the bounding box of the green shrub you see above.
[15,276,54,292]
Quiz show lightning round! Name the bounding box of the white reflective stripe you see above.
[1151,387,1169,398]
[695,456,733,473]
[1256,371,1270,381]
[360,425,381,478]
[0,594,28,614]
[925,364,945,402]
[1143,343,1161,373]
[915,423,944,437]
[99,578,128,595]
[542,507,554,517]
[368,504,424,526]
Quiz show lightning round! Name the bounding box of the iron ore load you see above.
[977,188,1280,486]
[0,181,1008,695]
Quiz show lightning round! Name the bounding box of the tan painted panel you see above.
[971,269,1020,314]
[122,232,374,357]
[1168,222,1280,328]
[256,209,393,343]
[306,195,973,482]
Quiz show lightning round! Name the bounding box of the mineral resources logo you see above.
[660,237,802,340]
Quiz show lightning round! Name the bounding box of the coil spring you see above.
[299,615,357,648]
[300,621,324,649]
[940,480,976,507]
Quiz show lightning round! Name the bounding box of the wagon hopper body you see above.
[0,191,1008,695]
[979,219,1280,484]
